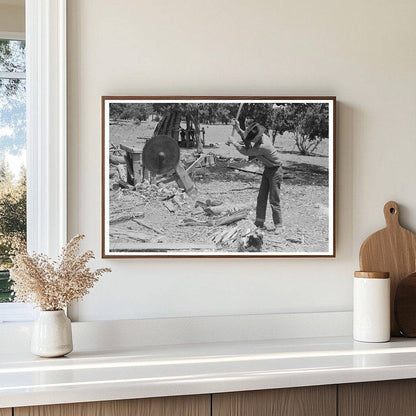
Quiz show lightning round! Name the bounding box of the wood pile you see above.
[211,219,263,252]
[153,110,182,142]
[135,181,183,201]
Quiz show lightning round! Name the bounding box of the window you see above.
[0,0,67,324]
[0,34,26,306]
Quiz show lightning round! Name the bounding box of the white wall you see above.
[0,3,24,33]
[67,0,416,322]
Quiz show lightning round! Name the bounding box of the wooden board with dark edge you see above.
[395,272,416,337]
[359,201,416,336]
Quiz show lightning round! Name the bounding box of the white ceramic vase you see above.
[31,310,73,358]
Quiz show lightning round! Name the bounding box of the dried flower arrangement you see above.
[10,234,111,311]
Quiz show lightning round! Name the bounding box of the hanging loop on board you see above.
[384,201,400,227]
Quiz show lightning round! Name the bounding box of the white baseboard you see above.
[0,311,352,353]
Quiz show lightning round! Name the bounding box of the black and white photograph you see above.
[102,97,335,257]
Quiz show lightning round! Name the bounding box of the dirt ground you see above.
[108,120,330,254]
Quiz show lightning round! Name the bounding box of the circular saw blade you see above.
[142,135,180,175]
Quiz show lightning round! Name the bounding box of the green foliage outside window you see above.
[0,161,26,302]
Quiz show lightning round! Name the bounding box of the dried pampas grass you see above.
[10,234,111,311]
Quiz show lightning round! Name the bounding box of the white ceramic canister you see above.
[353,271,390,343]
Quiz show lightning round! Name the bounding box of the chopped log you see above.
[195,198,223,209]
[213,226,239,245]
[214,211,248,226]
[179,218,213,226]
[212,229,226,244]
[205,198,222,207]
[172,195,181,205]
[195,200,207,208]
[163,200,176,213]
[110,211,145,225]
[110,143,123,156]
[110,214,132,225]
[117,165,128,182]
[124,154,134,182]
[205,202,254,216]
[131,218,162,234]
[174,163,196,194]
[110,230,150,242]
[287,236,304,244]
[130,152,143,185]
[161,193,176,201]
[120,143,142,154]
[222,227,239,243]
[110,154,126,165]
[156,175,176,186]
[186,154,206,173]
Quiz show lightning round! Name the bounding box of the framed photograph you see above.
[102,96,336,258]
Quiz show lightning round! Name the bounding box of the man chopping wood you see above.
[226,120,283,232]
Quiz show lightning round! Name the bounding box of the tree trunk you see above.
[294,130,307,155]
[185,116,191,147]
[272,130,278,146]
[193,114,202,153]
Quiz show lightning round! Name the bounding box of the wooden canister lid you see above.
[354,271,390,279]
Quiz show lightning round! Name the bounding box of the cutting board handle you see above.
[384,201,400,228]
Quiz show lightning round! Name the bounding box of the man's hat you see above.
[244,123,266,142]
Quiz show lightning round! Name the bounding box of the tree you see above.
[109,103,152,122]
[0,158,13,184]
[268,103,329,155]
[0,160,26,270]
[239,103,271,130]
[215,105,231,124]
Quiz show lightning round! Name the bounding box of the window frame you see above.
[0,0,67,323]
[0,31,24,41]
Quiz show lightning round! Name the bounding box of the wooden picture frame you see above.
[102,96,336,258]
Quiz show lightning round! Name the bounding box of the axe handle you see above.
[227,103,244,146]
[231,103,244,137]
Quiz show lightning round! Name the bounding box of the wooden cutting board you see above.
[359,201,416,336]
[395,273,416,337]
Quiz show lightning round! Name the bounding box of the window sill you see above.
[0,303,35,324]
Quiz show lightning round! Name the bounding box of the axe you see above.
[226,103,244,146]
